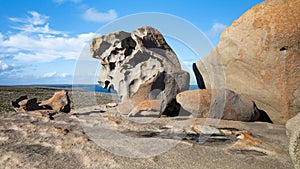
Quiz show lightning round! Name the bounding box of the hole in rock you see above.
[109,62,116,70]
[104,81,110,89]
[192,63,206,89]
[280,46,288,51]
[121,37,136,57]
[256,108,273,123]
[108,84,114,93]
[151,72,166,91]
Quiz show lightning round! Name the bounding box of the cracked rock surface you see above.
[0,103,293,169]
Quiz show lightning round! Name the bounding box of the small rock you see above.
[183,127,197,135]
[192,125,221,135]
[106,102,118,108]
[220,129,233,135]
[11,95,28,108]
[230,131,277,156]
[128,100,162,117]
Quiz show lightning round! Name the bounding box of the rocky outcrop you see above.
[39,90,70,113]
[90,26,190,116]
[176,89,269,122]
[11,90,70,113]
[286,113,300,169]
[193,0,300,124]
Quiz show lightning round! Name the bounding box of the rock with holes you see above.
[90,26,190,115]
[193,0,300,124]
[176,89,263,122]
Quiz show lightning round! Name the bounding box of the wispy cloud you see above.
[41,71,70,79]
[42,71,57,78]
[207,23,227,38]
[83,8,117,22]
[9,11,64,35]
[9,11,49,26]
[1,11,95,62]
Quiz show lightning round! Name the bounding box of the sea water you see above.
[38,84,199,93]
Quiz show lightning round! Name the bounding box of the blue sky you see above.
[0,0,264,85]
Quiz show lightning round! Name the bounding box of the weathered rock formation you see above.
[193,0,300,124]
[12,90,70,113]
[176,89,271,122]
[12,96,41,112]
[286,113,300,169]
[90,26,190,115]
[39,90,70,113]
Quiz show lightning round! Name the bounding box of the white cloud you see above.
[83,8,117,22]
[9,11,64,35]
[208,23,227,38]
[1,11,95,62]
[0,62,8,70]
[59,73,69,78]
[0,60,17,72]
[12,23,63,35]
[9,11,49,26]
[0,32,3,41]
[1,32,94,62]
[41,72,71,79]
[42,71,57,78]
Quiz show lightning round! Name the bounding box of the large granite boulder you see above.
[193,0,300,124]
[176,89,272,122]
[286,113,300,169]
[90,26,190,115]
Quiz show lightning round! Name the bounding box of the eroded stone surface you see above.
[193,0,300,124]
[39,90,70,113]
[0,103,294,169]
[11,90,71,113]
[286,113,300,169]
[176,89,263,122]
[91,26,190,115]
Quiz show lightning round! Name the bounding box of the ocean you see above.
[35,84,199,93]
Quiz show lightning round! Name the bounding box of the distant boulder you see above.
[39,90,70,113]
[12,90,70,113]
[11,95,28,108]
